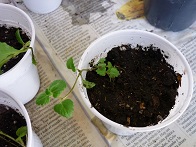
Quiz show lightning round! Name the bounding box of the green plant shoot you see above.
[0,126,27,147]
[0,29,36,74]
[36,57,120,118]
[96,58,120,79]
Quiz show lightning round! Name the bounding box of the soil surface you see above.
[0,104,26,147]
[86,44,181,127]
[0,25,30,73]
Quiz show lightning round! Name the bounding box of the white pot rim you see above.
[78,29,194,133]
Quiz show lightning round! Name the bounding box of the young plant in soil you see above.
[0,126,27,147]
[86,44,182,127]
[0,104,27,147]
[35,57,120,118]
[0,26,36,74]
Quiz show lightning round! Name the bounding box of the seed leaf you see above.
[48,80,67,98]
[16,126,27,146]
[54,99,74,118]
[66,57,76,72]
[16,126,27,138]
[82,80,95,89]
[36,92,50,105]
[15,29,24,45]
[107,67,120,79]
[96,62,106,76]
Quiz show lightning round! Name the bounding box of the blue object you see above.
[144,0,196,32]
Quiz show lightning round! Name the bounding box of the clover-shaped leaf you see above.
[54,99,74,118]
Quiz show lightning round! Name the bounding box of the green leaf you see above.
[0,42,26,70]
[66,57,76,72]
[16,126,27,146]
[82,80,95,89]
[45,89,52,96]
[98,58,106,63]
[36,92,50,105]
[29,47,37,65]
[15,29,24,45]
[107,62,112,69]
[54,99,74,118]
[16,126,27,138]
[107,67,120,79]
[96,62,106,76]
[48,80,66,98]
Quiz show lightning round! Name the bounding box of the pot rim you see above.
[78,29,194,133]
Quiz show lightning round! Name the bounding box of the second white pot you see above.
[23,0,62,14]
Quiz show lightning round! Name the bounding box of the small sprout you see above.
[36,57,120,118]
[96,58,120,79]
[0,126,27,147]
[16,126,27,146]
[15,29,24,45]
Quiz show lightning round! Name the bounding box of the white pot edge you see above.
[77,29,194,135]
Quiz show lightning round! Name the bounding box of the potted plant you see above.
[35,30,193,136]
[0,89,42,146]
[0,3,40,104]
[77,30,194,135]
[23,0,62,14]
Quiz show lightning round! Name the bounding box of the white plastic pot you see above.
[23,0,62,14]
[78,30,194,135]
[0,3,40,104]
[0,90,42,147]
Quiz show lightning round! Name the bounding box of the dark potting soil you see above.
[86,44,181,127]
[0,25,30,73]
[0,104,26,147]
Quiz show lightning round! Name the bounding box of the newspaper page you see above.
[3,0,196,146]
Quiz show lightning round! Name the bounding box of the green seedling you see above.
[36,57,120,118]
[0,126,27,147]
[0,29,36,74]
